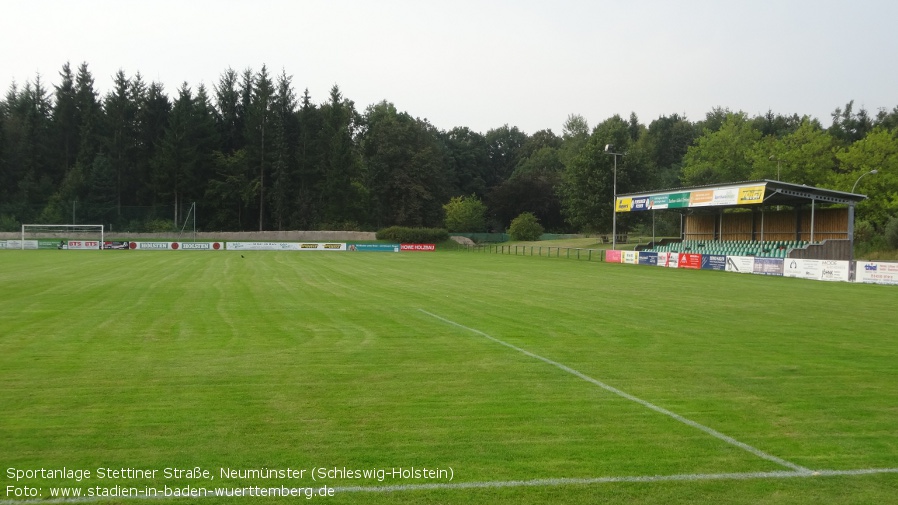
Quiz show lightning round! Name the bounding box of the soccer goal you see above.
[20,224,105,250]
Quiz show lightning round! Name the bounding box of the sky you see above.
[2,0,897,135]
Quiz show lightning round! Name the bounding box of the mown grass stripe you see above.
[419,309,811,474]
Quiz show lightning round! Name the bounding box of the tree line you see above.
[2,62,897,236]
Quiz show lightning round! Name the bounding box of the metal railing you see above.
[464,244,604,262]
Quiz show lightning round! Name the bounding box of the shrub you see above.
[443,195,487,233]
[885,216,898,249]
[854,220,875,243]
[376,226,449,243]
[508,212,544,241]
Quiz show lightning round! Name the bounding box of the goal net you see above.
[20,224,105,250]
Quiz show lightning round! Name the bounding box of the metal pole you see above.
[810,199,816,244]
[612,153,618,250]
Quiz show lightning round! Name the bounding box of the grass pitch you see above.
[1,249,897,504]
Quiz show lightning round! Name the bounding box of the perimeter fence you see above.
[464,243,604,262]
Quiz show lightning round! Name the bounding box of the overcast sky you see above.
[3,0,896,135]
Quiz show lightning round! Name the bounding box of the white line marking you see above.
[335,467,898,493]
[4,468,894,504]
[419,309,811,474]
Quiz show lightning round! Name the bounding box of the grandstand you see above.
[618,180,867,261]
[650,239,810,258]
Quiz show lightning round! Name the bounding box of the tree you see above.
[103,69,140,216]
[751,118,835,185]
[558,115,634,232]
[833,128,898,228]
[440,126,489,197]
[268,70,299,230]
[294,88,324,229]
[244,65,275,230]
[318,85,364,227]
[681,112,761,186]
[829,100,874,145]
[484,125,527,190]
[442,194,486,232]
[361,101,447,227]
[508,211,543,241]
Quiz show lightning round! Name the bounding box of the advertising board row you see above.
[605,249,898,285]
[615,182,766,213]
[0,240,437,253]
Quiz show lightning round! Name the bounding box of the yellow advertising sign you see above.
[615,197,632,212]
[737,185,765,204]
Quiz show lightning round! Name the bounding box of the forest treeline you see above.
[2,62,897,235]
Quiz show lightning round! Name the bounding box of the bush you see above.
[443,195,487,232]
[885,217,898,249]
[0,214,19,232]
[508,212,544,241]
[854,220,875,243]
[376,226,449,243]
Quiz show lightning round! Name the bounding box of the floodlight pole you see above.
[605,145,624,250]
[851,169,878,193]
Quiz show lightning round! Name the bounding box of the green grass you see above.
[1,250,897,504]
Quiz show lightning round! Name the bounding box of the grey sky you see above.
[3,0,896,134]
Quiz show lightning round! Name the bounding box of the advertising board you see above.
[855,261,898,285]
[701,254,727,271]
[677,253,702,269]
[400,243,436,252]
[348,243,400,252]
[604,249,622,263]
[753,257,784,276]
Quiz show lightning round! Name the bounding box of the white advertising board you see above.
[784,259,850,282]
[724,256,755,274]
[855,261,898,285]
[225,242,347,251]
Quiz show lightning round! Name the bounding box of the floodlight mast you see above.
[604,144,624,250]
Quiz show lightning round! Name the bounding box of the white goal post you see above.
[20,224,105,250]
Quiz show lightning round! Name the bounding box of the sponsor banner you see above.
[784,259,850,282]
[725,255,755,274]
[656,251,670,267]
[638,251,659,266]
[856,261,898,285]
[4,240,37,250]
[171,242,223,251]
[67,240,101,250]
[348,243,400,252]
[712,187,738,206]
[102,241,131,250]
[225,242,346,251]
[631,197,651,211]
[668,192,691,209]
[667,252,680,268]
[753,257,784,276]
[620,183,768,212]
[622,251,639,264]
[615,197,632,212]
[701,254,727,271]
[689,190,714,207]
[604,249,622,263]
[38,240,61,249]
[650,194,669,210]
[737,185,765,205]
[678,253,702,269]
[0,240,5,249]
[130,242,173,250]
[400,243,436,252]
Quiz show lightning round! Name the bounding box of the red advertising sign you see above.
[604,250,622,263]
[400,243,436,252]
[677,253,702,269]
[67,240,101,250]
